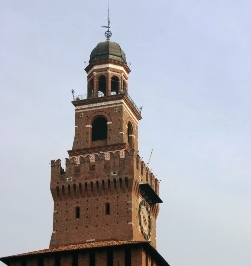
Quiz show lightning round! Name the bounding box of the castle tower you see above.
[49,38,162,249]
[0,24,170,266]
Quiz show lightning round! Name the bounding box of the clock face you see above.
[138,200,151,240]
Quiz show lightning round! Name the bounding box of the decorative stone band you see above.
[75,100,123,110]
[74,156,80,165]
[103,152,110,160]
[120,150,125,158]
[89,154,95,163]
[69,149,126,162]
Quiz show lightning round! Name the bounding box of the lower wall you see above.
[7,245,159,266]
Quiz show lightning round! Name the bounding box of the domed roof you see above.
[89,41,127,64]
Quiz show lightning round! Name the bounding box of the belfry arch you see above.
[98,75,106,96]
[111,76,119,95]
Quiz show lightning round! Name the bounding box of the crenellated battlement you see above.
[51,149,159,201]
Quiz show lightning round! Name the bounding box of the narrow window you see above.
[91,182,93,192]
[62,185,65,195]
[85,182,87,192]
[68,185,71,194]
[74,184,76,194]
[105,203,110,215]
[127,122,133,148]
[111,76,119,95]
[98,75,106,96]
[119,178,122,188]
[114,179,117,189]
[102,180,105,190]
[56,186,59,197]
[92,116,107,141]
[108,179,110,189]
[75,207,80,219]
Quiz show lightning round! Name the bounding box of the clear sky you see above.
[1,1,251,265]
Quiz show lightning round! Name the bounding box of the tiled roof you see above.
[1,240,147,259]
[1,240,170,266]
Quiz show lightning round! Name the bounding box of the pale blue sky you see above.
[1,1,251,266]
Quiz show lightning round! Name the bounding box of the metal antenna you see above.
[71,89,75,100]
[101,3,112,40]
[147,149,153,167]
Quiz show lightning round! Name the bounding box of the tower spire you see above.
[101,3,112,40]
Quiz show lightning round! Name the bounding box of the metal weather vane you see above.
[101,4,112,40]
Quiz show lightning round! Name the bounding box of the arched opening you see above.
[98,75,106,96]
[92,116,107,141]
[127,122,133,148]
[88,79,94,98]
[111,76,119,95]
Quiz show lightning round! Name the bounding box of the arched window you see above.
[98,75,106,96]
[92,116,107,141]
[88,79,94,98]
[111,76,119,95]
[75,206,80,218]
[127,122,133,148]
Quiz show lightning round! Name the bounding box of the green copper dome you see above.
[89,41,127,64]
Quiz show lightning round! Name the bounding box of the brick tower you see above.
[50,38,162,249]
[0,28,169,266]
